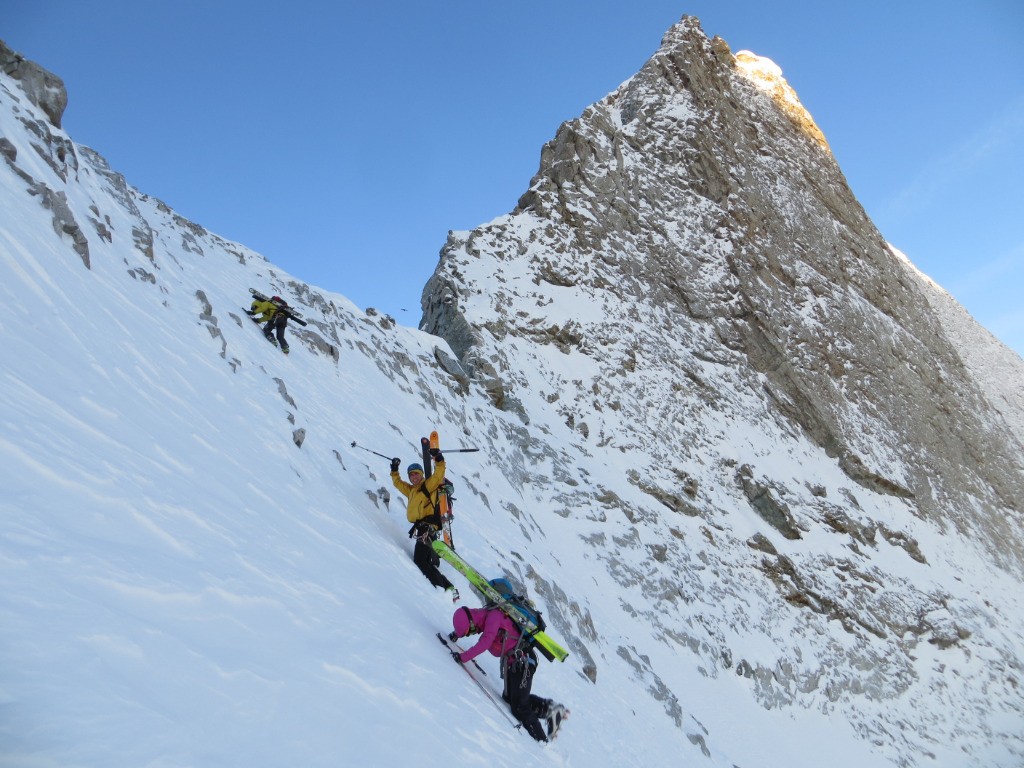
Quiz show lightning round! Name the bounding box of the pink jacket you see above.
[458,607,522,663]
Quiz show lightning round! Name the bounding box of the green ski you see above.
[432,540,569,662]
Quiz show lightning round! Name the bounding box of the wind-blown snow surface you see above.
[1,61,1022,768]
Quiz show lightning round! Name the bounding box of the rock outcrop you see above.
[1,39,67,127]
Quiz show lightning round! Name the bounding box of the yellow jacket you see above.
[250,299,278,322]
[392,460,446,525]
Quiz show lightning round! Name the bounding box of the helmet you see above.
[271,295,286,306]
[407,463,424,475]
[452,607,476,638]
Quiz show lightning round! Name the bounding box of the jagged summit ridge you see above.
[422,15,1023,566]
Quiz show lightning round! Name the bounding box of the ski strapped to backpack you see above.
[488,578,545,633]
[489,578,548,674]
[248,288,308,326]
[421,432,456,549]
[432,540,569,663]
[430,431,456,549]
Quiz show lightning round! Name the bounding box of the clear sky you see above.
[5,1,1023,357]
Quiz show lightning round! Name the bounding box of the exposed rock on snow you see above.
[1,38,67,127]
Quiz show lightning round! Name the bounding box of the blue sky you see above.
[6,1,1023,356]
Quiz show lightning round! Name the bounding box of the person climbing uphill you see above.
[247,295,291,354]
[448,606,568,741]
[390,449,459,601]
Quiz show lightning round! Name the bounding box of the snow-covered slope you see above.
[2,20,1023,768]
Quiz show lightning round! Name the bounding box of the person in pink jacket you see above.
[449,606,567,741]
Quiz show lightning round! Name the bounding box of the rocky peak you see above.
[423,16,1024,571]
[418,18,1024,758]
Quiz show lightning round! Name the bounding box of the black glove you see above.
[430,449,444,463]
[450,650,463,665]
[390,458,400,472]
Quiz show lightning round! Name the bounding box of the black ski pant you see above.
[263,314,288,349]
[412,538,452,590]
[502,651,549,741]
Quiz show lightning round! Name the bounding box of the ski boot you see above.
[545,703,569,740]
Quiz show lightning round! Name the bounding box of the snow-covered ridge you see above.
[3,16,1024,768]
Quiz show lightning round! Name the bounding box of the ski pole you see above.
[441,447,480,453]
[437,634,522,731]
[350,441,394,460]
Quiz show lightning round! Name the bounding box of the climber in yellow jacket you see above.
[247,295,291,353]
[390,451,458,600]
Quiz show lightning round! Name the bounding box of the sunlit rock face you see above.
[422,16,1022,566]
